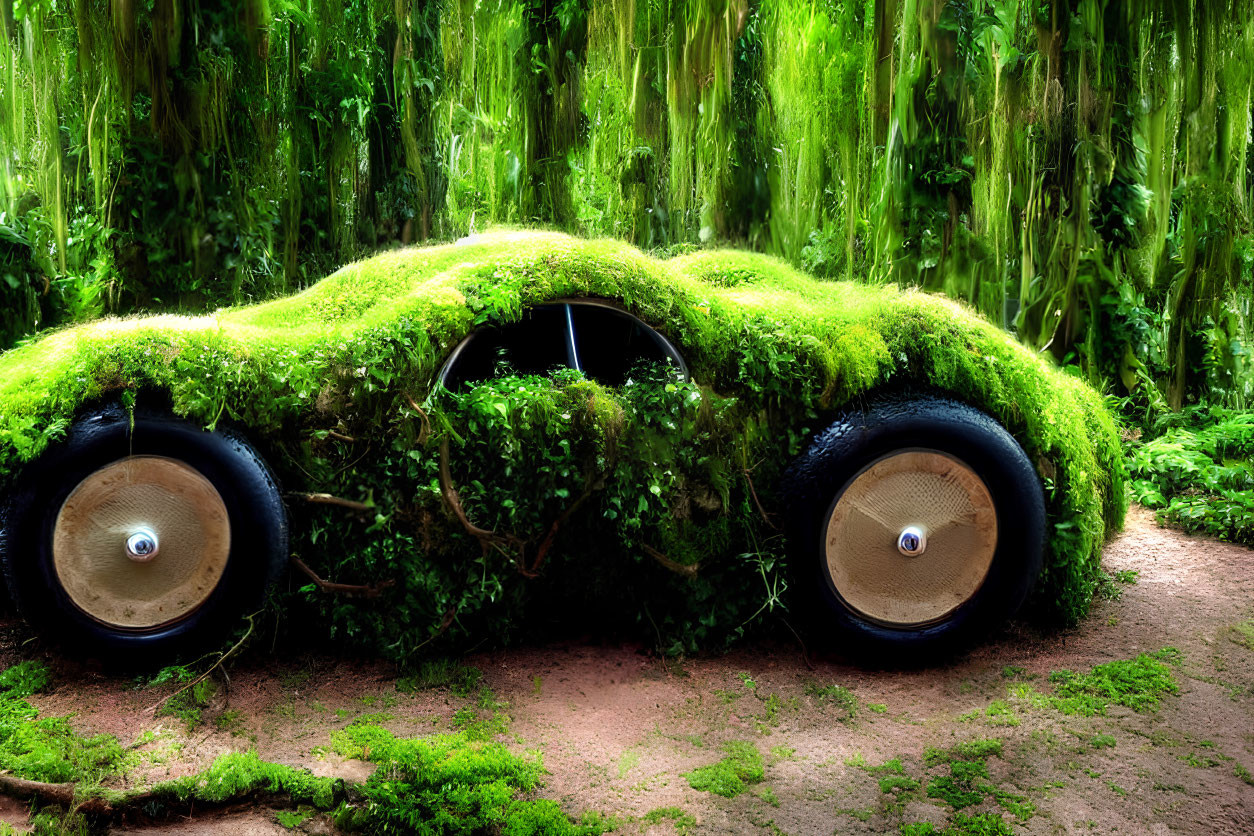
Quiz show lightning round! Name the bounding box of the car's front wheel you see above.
[0,403,288,662]
[782,394,1045,659]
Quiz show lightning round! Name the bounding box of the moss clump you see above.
[1047,649,1180,716]
[683,740,766,798]
[921,739,1004,811]
[642,807,696,833]
[0,231,1126,654]
[0,660,127,785]
[900,813,1014,835]
[0,658,603,833]
[805,683,858,721]
[330,723,605,834]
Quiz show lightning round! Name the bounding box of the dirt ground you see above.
[2,505,1253,835]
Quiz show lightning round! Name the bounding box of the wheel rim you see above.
[52,456,231,630]
[823,450,998,627]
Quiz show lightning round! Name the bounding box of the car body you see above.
[0,230,1126,660]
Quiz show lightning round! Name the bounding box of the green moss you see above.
[0,232,1126,653]
[805,683,858,721]
[879,775,921,794]
[900,813,1014,836]
[0,658,601,834]
[0,660,128,785]
[642,807,696,833]
[683,740,766,798]
[922,739,1004,811]
[1048,650,1179,716]
[274,809,312,829]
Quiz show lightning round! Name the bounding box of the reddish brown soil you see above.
[2,506,1252,835]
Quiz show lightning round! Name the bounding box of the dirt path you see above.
[3,506,1253,835]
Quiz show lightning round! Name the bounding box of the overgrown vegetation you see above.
[1,0,1250,417]
[0,232,1124,656]
[1129,408,1254,545]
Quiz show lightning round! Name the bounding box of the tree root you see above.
[642,544,700,578]
[290,557,395,599]
[288,492,374,515]
[0,775,108,816]
[0,777,349,825]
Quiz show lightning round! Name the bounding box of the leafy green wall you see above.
[2,0,1252,414]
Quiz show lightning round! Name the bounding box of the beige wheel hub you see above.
[824,450,998,626]
[53,456,231,629]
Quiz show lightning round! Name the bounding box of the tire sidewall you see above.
[0,403,288,659]
[782,394,1046,658]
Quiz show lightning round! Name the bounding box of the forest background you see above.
[0,0,1252,425]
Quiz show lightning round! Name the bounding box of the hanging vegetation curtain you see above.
[1,0,1251,412]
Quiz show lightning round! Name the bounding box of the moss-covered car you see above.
[0,231,1126,661]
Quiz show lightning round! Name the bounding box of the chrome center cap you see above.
[125,529,159,562]
[897,526,926,556]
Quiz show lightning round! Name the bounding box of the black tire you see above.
[781,394,1045,660]
[0,403,288,662]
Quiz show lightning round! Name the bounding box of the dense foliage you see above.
[0,232,1125,657]
[1128,408,1254,546]
[1,0,1251,415]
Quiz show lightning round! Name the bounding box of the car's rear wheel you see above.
[0,403,288,662]
[782,394,1045,659]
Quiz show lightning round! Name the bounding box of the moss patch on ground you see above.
[683,740,766,797]
[0,661,605,835]
[0,230,1126,654]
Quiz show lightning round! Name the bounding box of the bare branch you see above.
[290,556,395,599]
[288,492,374,514]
